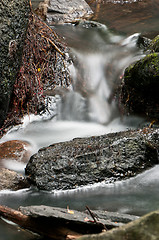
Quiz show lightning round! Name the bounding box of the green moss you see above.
[122,52,159,118]
[124,53,159,84]
[149,35,159,53]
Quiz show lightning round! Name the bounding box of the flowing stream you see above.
[1,1,159,239]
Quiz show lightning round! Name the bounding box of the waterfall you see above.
[56,31,144,124]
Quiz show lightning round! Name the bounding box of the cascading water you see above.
[56,23,144,124]
[62,52,114,124]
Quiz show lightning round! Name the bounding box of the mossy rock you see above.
[121,53,159,119]
[149,35,159,53]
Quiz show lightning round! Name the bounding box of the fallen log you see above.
[0,205,138,239]
[0,205,106,239]
[0,205,28,225]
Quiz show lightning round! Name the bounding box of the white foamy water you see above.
[0,115,144,155]
[2,159,26,173]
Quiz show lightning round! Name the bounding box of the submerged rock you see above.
[0,140,33,172]
[0,140,32,163]
[25,128,159,191]
[89,0,159,36]
[0,168,30,191]
[0,0,30,127]
[79,210,159,240]
[121,53,159,119]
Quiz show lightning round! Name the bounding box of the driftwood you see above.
[0,205,138,239]
[0,205,106,239]
[0,205,81,239]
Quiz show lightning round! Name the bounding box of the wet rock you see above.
[43,86,70,97]
[75,20,107,30]
[0,0,30,127]
[0,140,33,171]
[0,168,30,191]
[25,128,159,191]
[121,53,159,119]
[137,35,151,51]
[46,0,93,24]
[79,210,159,240]
[0,140,32,163]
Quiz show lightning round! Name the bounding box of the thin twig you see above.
[86,206,98,223]
[29,0,33,12]
[35,14,59,39]
[85,206,107,231]
[42,35,65,56]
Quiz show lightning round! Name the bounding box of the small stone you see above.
[0,168,30,191]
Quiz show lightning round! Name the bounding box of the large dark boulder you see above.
[121,53,159,119]
[25,128,159,191]
[0,0,30,127]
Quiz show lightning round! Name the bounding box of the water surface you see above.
[1,165,159,217]
[88,0,159,37]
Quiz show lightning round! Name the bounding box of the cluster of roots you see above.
[1,12,71,135]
